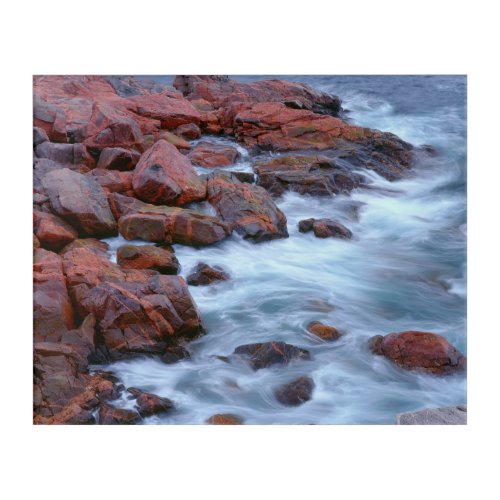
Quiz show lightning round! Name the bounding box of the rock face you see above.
[132,139,206,206]
[35,142,95,169]
[186,263,230,286]
[127,388,175,417]
[274,376,315,406]
[233,341,311,370]
[188,141,241,168]
[89,169,133,194]
[369,331,466,375]
[33,249,75,340]
[254,155,362,197]
[207,414,244,425]
[96,147,141,170]
[62,247,203,360]
[112,193,232,246]
[396,405,467,425]
[307,321,342,341]
[34,210,78,251]
[173,75,342,117]
[33,75,201,147]
[206,171,288,242]
[298,218,353,239]
[41,168,117,237]
[117,244,180,274]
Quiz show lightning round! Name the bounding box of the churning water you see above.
[102,76,466,424]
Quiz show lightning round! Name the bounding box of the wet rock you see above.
[117,244,180,274]
[231,171,254,184]
[298,218,352,239]
[207,414,244,425]
[34,210,78,251]
[160,345,191,364]
[307,321,342,341]
[98,404,141,425]
[396,405,467,425]
[34,126,49,147]
[96,147,141,170]
[127,388,175,417]
[188,141,241,168]
[206,171,288,242]
[62,247,203,359]
[254,155,362,196]
[274,376,315,406]
[174,75,342,117]
[132,139,206,206]
[186,262,230,286]
[35,142,95,169]
[112,193,232,246]
[41,168,117,237]
[175,123,201,140]
[233,341,310,370]
[369,331,466,375]
[33,249,75,340]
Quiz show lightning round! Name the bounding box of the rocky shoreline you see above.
[33,75,466,424]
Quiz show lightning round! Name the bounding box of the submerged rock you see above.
[160,345,191,364]
[274,376,315,406]
[233,341,310,370]
[369,331,466,375]
[307,321,342,341]
[207,413,244,425]
[396,405,467,425]
[186,263,230,286]
[298,218,353,239]
[127,388,175,417]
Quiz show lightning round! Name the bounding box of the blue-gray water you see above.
[102,76,466,424]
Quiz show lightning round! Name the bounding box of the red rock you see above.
[186,262,229,286]
[113,193,232,246]
[369,331,466,375]
[307,321,342,341]
[188,141,241,168]
[233,341,310,370]
[118,213,170,243]
[127,388,175,417]
[41,168,117,237]
[298,218,352,239]
[274,376,315,406]
[96,147,141,170]
[117,244,180,274]
[207,414,243,425]
[254,155,362,196]
[33,234,41,249]
[175,123,201,140]
[60,238,110,256]
[206,171,288,242]
[98,404,141,425]
[33,249,75,341]
[89,169,133,193]
[173,75,342,116]
[34,210,78,251]
[62,247,203,359]
[158,131,191,150]
[132,139,206,206]
[35,142,95,169]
